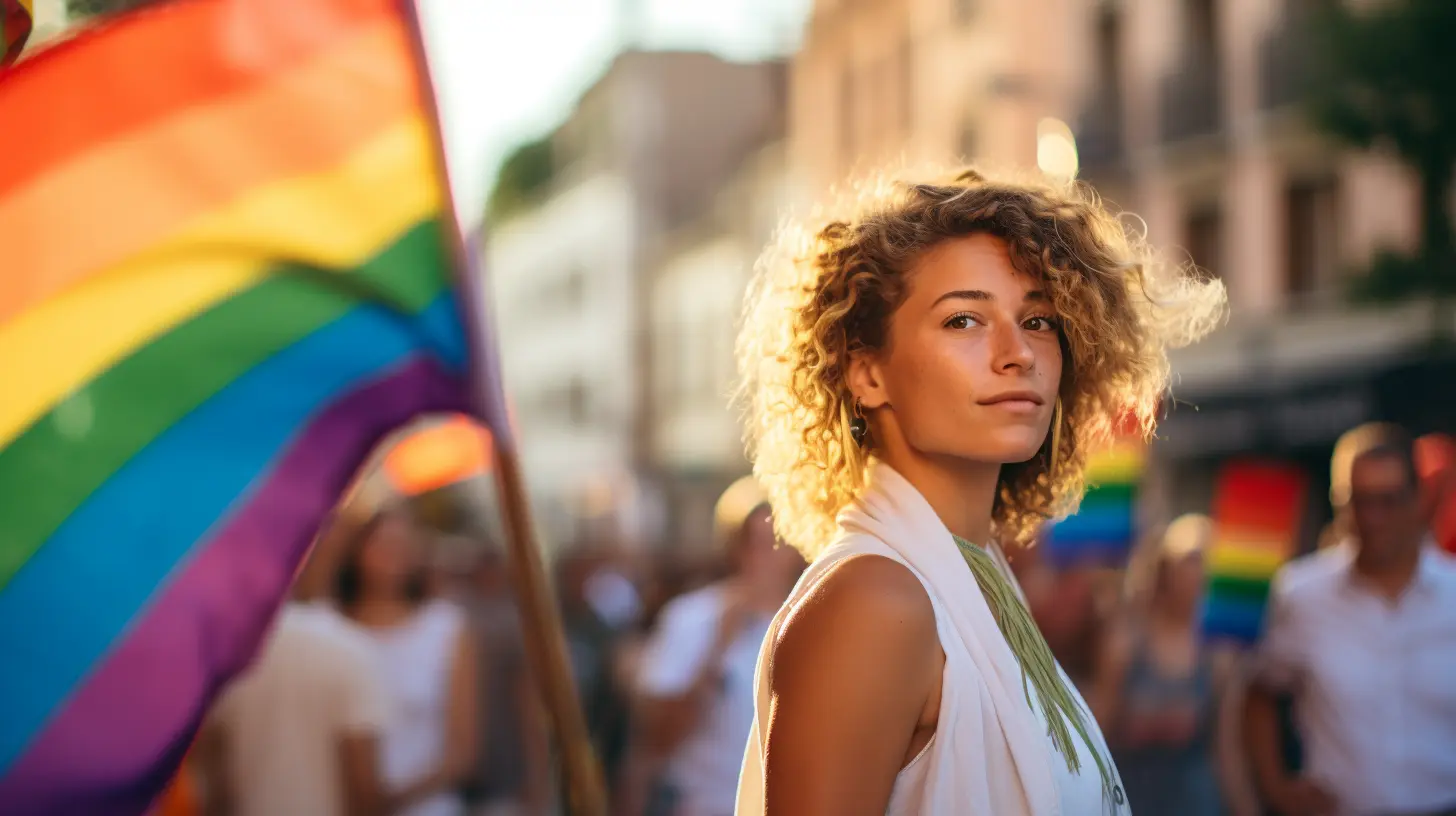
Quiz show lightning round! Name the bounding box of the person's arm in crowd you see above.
[337,732,386,816]
[636,588,748,756]
[1210,648,1261,816]
[193,717,233,816]
[1240,581,1336,816]
[390,624,480,810]
[1085,615,1133,731]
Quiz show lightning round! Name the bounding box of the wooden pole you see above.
[396,3,607,813]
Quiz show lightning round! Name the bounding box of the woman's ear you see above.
[847,351,890,410]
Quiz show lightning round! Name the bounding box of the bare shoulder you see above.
[759,554,942,811]
[771,554,939,687]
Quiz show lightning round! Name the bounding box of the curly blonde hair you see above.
[736,167,1226,559]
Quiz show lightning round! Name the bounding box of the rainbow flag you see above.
[1201,461,1308,645]
[1046,434,1145,566]
[0,1,476,811]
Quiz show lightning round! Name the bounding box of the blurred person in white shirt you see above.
[634,478,804,816]
[197,524,390,816]
[1244,428,1456,816]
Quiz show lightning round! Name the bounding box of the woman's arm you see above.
[761,555,942,816]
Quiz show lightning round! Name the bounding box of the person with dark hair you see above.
[1244,429,1456,816]
[454,544,550,816]
[633,477,804,816]
[335,506,478,816]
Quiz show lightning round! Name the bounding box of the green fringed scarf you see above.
[952,534,1118,807]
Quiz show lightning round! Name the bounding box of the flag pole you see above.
[396,4,608,814]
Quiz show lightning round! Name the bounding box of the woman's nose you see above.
[991,322,1036,371]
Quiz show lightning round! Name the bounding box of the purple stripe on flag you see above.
[0,358,468,815]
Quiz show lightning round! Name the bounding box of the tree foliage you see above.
[1310,0,1456,299]
[66,0,153,18]
[486,137,555,224]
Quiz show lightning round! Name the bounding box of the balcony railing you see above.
[1158,54,1223,143]
[1073,92,1125,171]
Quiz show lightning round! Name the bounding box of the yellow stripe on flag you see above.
[1207,546,1285,581]
[0,118,438,450]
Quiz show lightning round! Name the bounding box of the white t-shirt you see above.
[361,599,468,816]
[210,603,391,816]
[638,585,769,816]
[1256,543,1456,815]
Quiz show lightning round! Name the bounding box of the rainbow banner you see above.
[1201,460,1308,645]
[1046,434,1145,566]
[0,1,475,811]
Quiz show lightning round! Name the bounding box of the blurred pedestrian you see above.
[335,505,478,816]
[196,530,390,816]
[557,546,634,799]
[1090,513,1253,816]
[634,477,803,816]
[455,544,551,816]
[1244,428,1456,816]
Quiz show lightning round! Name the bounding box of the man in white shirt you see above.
[197,601,390,816]
[1244,430,1456,816]
[635,478,804,816]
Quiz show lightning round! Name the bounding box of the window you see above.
[953,0,977,26]
[566,377,589,426]
[1097,8,1122,106]
[899,36,915,133]
[563,265,587,310]
[959,119,979,161]
[1285,176,1340,300]
[1188,0,1217,55]
[1185,205,1223,280]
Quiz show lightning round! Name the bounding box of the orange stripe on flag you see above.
[0,0,391,197]
[0,19,415,323]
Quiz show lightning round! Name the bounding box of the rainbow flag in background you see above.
[1046,433,1145,566]
[1201,461,1308,645]
[0,1,474,812]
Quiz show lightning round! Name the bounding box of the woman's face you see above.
[358,512,423,593]
[854,233,1063,465]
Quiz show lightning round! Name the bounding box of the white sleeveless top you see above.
[362,600,467,816]
[736,464,1129,816]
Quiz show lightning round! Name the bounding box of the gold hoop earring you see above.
[849,397,869,448]
[1048,397,1063,475]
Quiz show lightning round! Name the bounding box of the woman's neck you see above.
[878,450,1001,544]
[348,594,416,627]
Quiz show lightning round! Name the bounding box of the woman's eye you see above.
[945,313,979,330]
[1024,316,1059,332]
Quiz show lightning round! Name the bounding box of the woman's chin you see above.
[981,431,1048,464]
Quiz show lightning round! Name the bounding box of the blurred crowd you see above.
[158,419,1456,816]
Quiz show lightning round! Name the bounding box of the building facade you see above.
[790,0,1447,544]
[487,51,786,550]
[648,141,798,550]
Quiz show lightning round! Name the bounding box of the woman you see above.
[1090,514,1253,816]
[733,168,1225,815]
[335,506,477,816]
